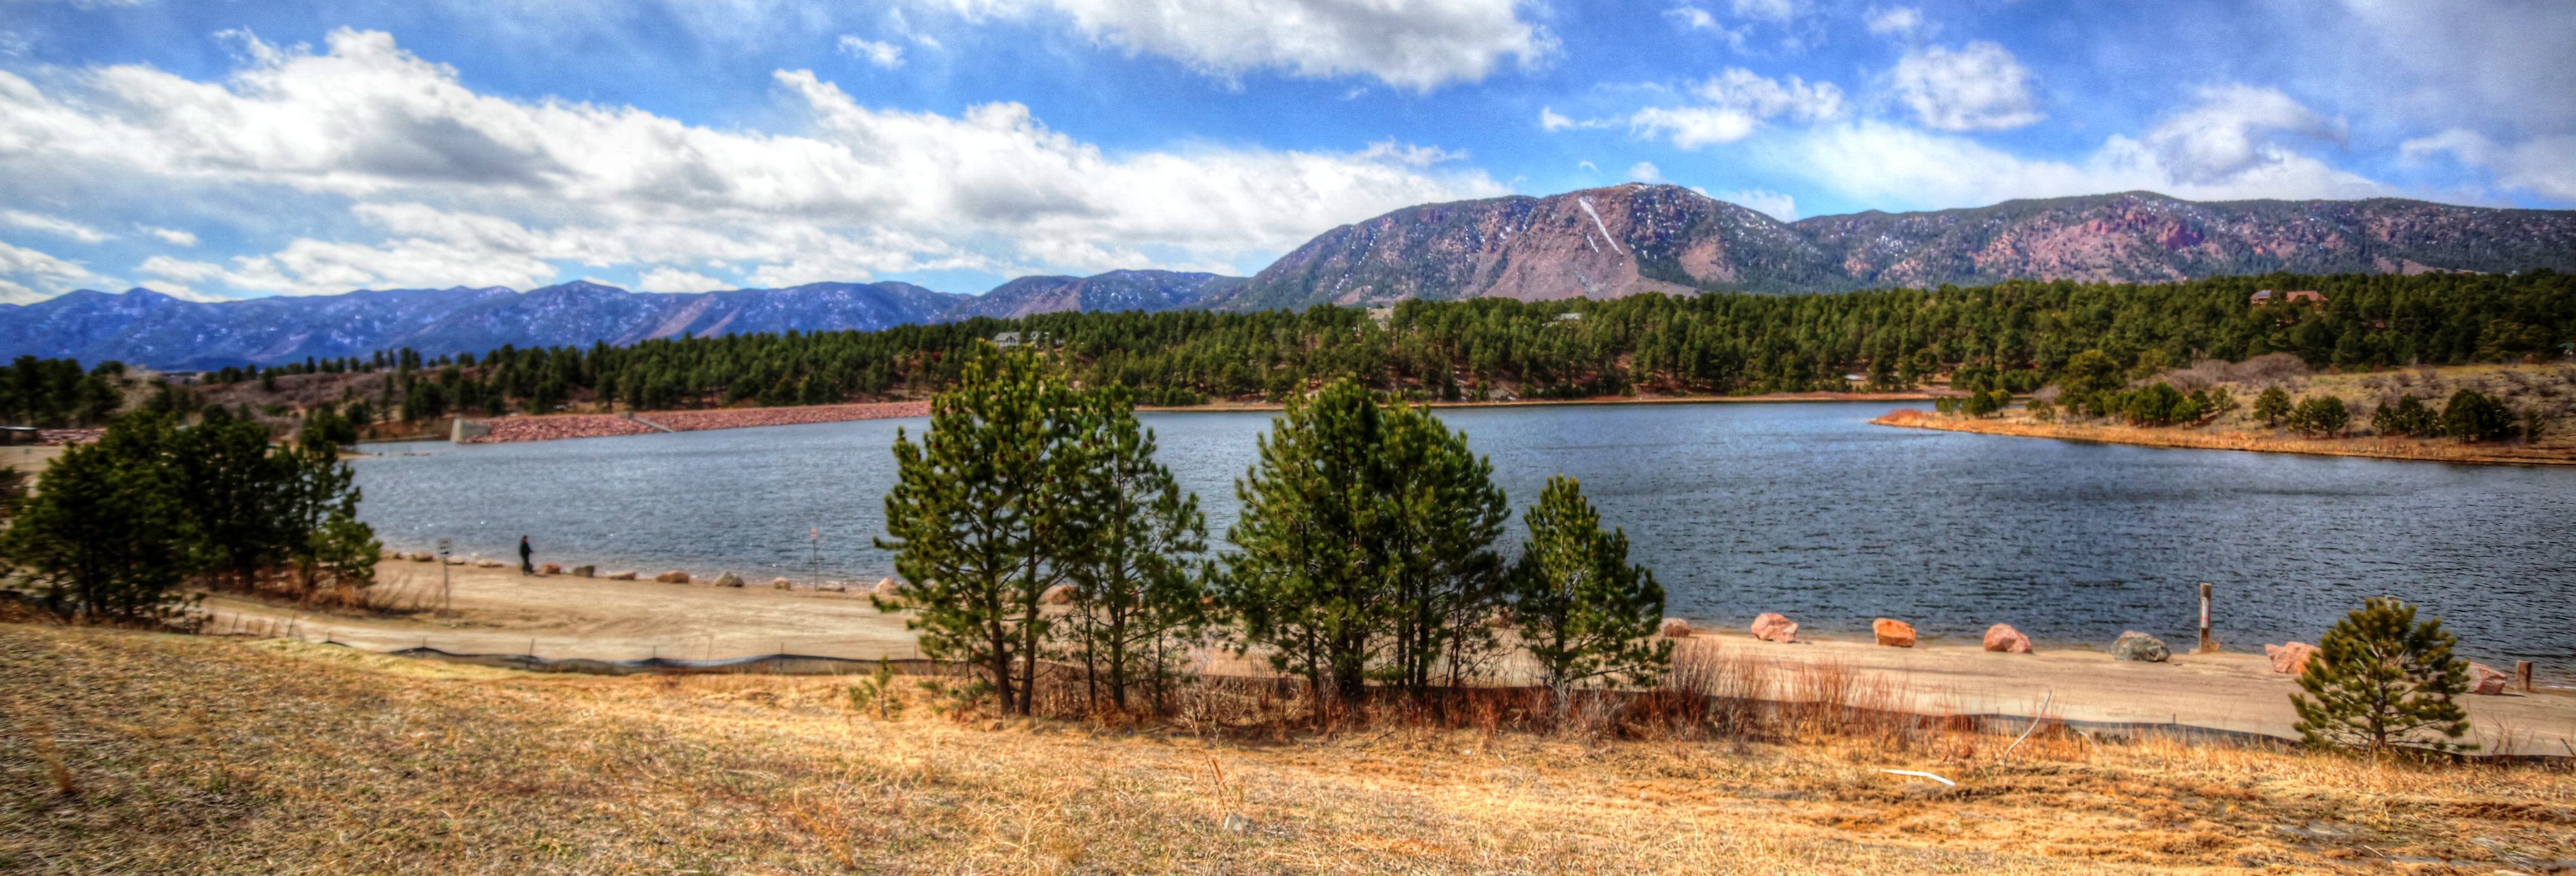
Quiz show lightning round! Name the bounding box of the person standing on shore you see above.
[519,536,534,576]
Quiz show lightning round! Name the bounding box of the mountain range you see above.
[8,187,2567,369]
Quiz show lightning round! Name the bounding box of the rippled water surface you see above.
[358,402,2575,678]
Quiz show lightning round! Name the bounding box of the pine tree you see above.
[1054,384,1209,714]
[1507,476,1671,690]
[877,344,1082,715]
[1221,380,1507,704]
[2252,386,2293,426]
[2292,597,2473,758]
[3,413,194,623]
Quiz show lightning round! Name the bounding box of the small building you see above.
[1554,311,1583,323]
[992,331,1022,347]
[1365,307,1394,326]
[2248,289,2275,306]
[2284,289,2327,305]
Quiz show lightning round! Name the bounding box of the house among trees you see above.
[2249,289,2275,305]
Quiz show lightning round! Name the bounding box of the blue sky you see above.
[1,0,2567,302]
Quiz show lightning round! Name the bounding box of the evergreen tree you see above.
[1507,476,1671,690]
[1220,380,1508,702]
[2438,388,2514,441]
[2292,597,2473,758]
[2252,386,2293,426]
[278,442,379,597]
[174,409,295,593]
[2,413,193,623]
[2371,394,2435,437]
[2288,395,2350,436]
[1055,384,1210,714]
[877,344,1082,715]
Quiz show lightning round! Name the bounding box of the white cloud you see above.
[919,0,1553,92]
[635,266,727,293]
[1888,42,2042,132]
[0,239,102,302]
[1626,161,1663,183]
[2140,85,2342,185]
[1769,117,2393,210]
[2335,0,2574,134]
[1863,6,1928,39]
[1629,68,1842,148]
[1538,106,1574,131]
[1717,188,1797,220]
[837,36,905,68]
[2400,129,2576,198]
[1665,6,1716,30]
[140,225,198,247]
[1729,0,1802,24]
[3,210,111,243]
[0,29,1505,297]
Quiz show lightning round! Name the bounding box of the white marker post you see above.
[2198,582,2213,654]
[437,538,454,614]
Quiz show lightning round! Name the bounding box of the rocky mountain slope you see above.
[8,188,2566,368]
[1216,186,2573,308]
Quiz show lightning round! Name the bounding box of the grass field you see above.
[6,621,2572,874]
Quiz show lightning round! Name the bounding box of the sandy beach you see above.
[197,562,2576,754]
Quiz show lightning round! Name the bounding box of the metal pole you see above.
[2198,582,2213,654]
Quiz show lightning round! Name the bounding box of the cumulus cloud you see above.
[1767,116,2392,210]
[919,0,1552,91]
[0,29,1503,297]
[2140,85,2343,185]
[2400,129,2576,198]
[1538,106,1575,131]
[837,36,905,68]
[1888,42,2042,132]
[1626,161,1663,183]
[1629,68,1842,148]
[141,225,198,247]
[3,210,111,243]
[636,265,727,293]
[1716,188,1796,220]
[1729,0,1802,24]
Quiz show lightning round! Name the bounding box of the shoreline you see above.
[1871,408,2576,466]
[156,562,2574,755]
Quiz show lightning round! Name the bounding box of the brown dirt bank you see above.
[1873,408,2576,466]
[459,400,930,443]
[186,564,2574,755]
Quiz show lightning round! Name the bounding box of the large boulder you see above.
[408,552,435,562]
[1872,618,1917,648]
[713,571,744,588]
[1658,618,1692,638]
[655,570,691,584]
[1982,623,2033,653]
[444,555,469,566]
[2468,662,2509,695]
[872,577,902,599]
[1040,583,1078,605]
[475,559,504,569]
[607,570,638,581]
[538,562,563,575]
[772,576,795,590]
[572,565,595,578]
[2111,631,2169,662]
[2265,642,2318,676]
[1750,613,1798,643]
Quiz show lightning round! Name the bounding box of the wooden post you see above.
[2197,582,2214,654]
[2516,660,2533,693]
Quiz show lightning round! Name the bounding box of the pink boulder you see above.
[871,577,902,599]
[655,570,691,584]
[1041,583,1078,605]
[2265,642,2318,676]
[1749,613,1799,643]
[2468,662,2509,695]
[1873,618,1917,648]
[1657,618,1692,638]
[1982,623,2032,653]
[538,562,563,575]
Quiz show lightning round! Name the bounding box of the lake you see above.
[356,401,2575,681]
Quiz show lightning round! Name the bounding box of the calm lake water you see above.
[357,402,2575,681]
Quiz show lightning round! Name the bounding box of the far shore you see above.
[1873,408,2576,466]
[162,560,2575,755]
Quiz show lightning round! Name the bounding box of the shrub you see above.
[2287,395,2349,436]
[2291,597,2472,758]
[2371,394,2436,437]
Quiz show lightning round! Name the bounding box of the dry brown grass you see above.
[5,623,2571,875]
[1881,363,2576,465]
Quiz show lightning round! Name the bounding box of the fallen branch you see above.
[1999,689,2054,763]
[1879,769,1954,787]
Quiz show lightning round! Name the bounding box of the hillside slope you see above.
[1218,186,2575,308]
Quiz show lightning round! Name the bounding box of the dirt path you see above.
[199,566,2576,754]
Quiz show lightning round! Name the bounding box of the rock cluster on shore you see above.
[1872,618,1916,647]
[2112,631,2170,662]
[2265,642,2317,675]
[1749,613,1797,643]
[1982,623,2032,653]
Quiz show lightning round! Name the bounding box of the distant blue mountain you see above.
[0,270,1241,370]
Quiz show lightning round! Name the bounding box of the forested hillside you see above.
[167,270,2568,426]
